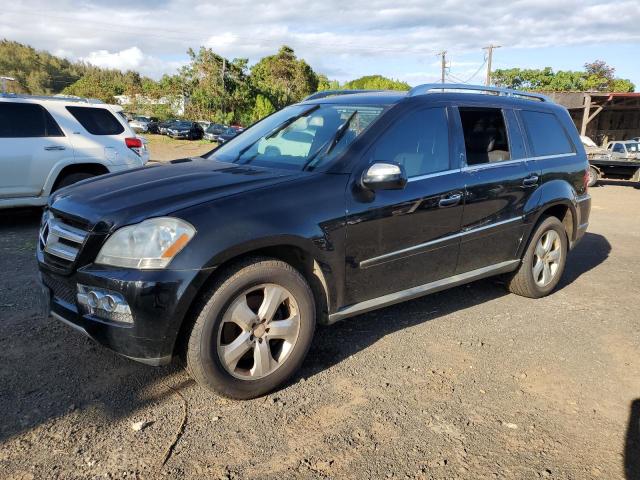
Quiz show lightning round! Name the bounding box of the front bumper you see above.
[168,131,190,138]
[38,251,211,365]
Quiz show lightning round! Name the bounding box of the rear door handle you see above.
[523,175,539,187]
[439,193,463,208]
[44,145,66,151]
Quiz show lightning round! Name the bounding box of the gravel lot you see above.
[1,177,639,479]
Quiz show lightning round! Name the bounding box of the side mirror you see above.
[361,162,408,190]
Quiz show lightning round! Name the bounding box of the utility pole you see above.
[1,76,16,94]
[483,45,501,86]
[436,51,447,84]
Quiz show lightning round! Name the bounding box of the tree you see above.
[493,61,635,92]
[342,75,410,91]
[251,94,275,122]
[317,74,340,91]
[250,46,318,110]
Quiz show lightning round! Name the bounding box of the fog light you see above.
[77,284,133,324]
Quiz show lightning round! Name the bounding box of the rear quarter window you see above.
[520,110,575,157]
[66,106,125,135]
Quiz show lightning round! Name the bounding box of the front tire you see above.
[507,216,568,298]
[185,258,316,399]
[53,172,96,192]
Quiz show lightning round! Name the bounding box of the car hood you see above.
[49,158,303,232]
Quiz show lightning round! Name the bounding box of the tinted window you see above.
[66,106,124,135]
[520,110,574,157]
[0,102,64,138]
[504,109,527,160]
[459,107,511,165]
[612,143,625,153]
[370,107,450,177]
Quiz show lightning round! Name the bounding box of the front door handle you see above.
[439,193,463,208]
[44,145,66,151]
[523,175,539,187]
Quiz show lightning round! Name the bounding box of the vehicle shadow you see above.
[0,207,192,445]
[626,399,640,480]
[301,232,611,380]
[597,179,640,189]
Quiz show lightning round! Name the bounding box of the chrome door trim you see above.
[461,152,577,172]
[359,215,523,269]
[407,168,461,183]
[329,259,520,324]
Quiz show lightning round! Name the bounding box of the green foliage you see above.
[317,74,340,91]
[0,39,85,94]
[342,75,410,91]
[177,47,253,123]
[252,94,275,122]
[493,61,635,92]
[250,46,319,110]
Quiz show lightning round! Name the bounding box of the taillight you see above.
[583,168,590,192]
[125,137,143,148]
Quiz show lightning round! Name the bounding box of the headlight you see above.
[95,217,196,269]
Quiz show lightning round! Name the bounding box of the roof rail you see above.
[303,89,383,101]
[407,83,551,103]
[0,92,105,104]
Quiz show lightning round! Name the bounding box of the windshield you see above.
[174,122,192,128]
[207,103,385,171]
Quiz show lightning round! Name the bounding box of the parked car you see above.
[0,93,148,209]
[216,127,239,144]
[129,115,155,133]
[158,119,178,135]
[167,121,204,140]
[587,140,640,186]
[203,123,228,142]
[38,84,590,399]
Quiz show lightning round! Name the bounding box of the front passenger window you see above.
[369,107,450,178]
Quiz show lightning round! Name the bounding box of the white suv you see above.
[0,94,149,209]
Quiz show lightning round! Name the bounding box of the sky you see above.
[2,0,639,87]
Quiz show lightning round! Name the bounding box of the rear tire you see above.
[587,166,600,187]
[53,172,95,191]
[507,216,568,298]
[185,257,316,399]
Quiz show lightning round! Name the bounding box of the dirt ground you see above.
[1,179,639,479]
[144,134,215,162]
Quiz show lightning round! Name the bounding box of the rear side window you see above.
[66,106,124,135]
[370,107,450,178]
[459,107,511,165]
[520,110,574,157]
[0,102,64,138]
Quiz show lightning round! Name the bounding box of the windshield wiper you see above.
[234,105,320,163]
[302,110,358,171]
[265,105,320,139]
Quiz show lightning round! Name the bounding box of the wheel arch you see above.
[520,180,580,257]
[172,239,334,358]
[45,162,110,195]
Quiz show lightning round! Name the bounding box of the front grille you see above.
[40,212,89,269]
[42,272,76,305]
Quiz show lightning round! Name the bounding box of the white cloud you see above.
[1,0,639,82]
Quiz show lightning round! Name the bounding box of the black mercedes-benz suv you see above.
[37,84,591,399]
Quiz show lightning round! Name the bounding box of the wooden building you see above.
[543,92,640,146]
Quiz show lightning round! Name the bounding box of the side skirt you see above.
[327,259,520,324]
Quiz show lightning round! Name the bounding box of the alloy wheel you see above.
[533,230,562,287]
[216,284,301,380]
